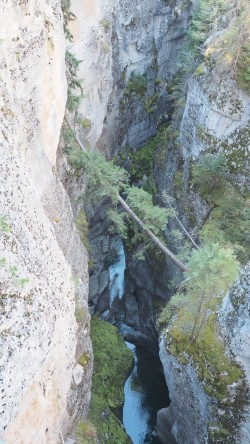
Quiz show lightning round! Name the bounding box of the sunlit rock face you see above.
[0,1,92,443]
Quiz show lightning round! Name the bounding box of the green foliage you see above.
[144,92,159,113]
[0,216,10,233]
[168,313,244,401]
[193,63,205,77]
[9,266,18,277]
[188,243,239,339]
[159,244,244,433]
[188,0,230,50]
[107,209,128,239]
[125,72,148,97]
[66,145,129,203]
[201,193,250,263]
[82,118,92,129]
[157,292,187,332]
[64,124,171,256]
[220,2,250,92]
[170,0,233,110]
[66,50,83,112]
[66,50,82,79]
[100,18,110,32]
[192,152,229,200]
[61,0,76,41]
[0,258,7,267]
[126,187,169,237]
[78,352,91,368]
[192,151,250,262]
[128,125,168,181]
[75,307,87,322]
[76,209,89,250]
[185,242,239,303]
[76,420,97,444]
[17,278,29,288]
[159,242,240,343]
[67,89,83,112]
[90,317,133,444]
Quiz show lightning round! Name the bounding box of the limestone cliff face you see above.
[220,264,250,443]
[158,264,250,444]
[77,0,192,351]
[156,24,250,444]
[159,339,211,444]
[69,0,192,154]
[0,2,92,443]
[180,40,250,190]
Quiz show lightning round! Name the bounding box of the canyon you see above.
[0,0,249,443]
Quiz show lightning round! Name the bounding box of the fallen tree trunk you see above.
[65,114,188,272]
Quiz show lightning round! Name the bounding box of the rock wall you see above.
[158,273,250,444]
[220,264,250,443]
[159,339,211,444]
[180,39,250,191]
[80,0,193,352]
[0,1,92,443]
[68,0,192,155]
[156,16,250,444]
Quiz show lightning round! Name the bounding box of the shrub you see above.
[125,72,148,97]
[192,152,229,201]
[76,420,97,444]
[100,18,110,32]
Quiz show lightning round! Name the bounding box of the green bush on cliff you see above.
[65,137,129,202]
[219,1,250,93]
[75,209,89,250]
[128,124,168,181]
[159,242,240,339]
[192,152,250,262]
[62,0,76,41]
[158,242,243,430]
[125,72,148,97]
[192,152,229,200]
[90,317,133,444]
[76,420,97,444]
[66,51,83,112]
[168,312,244,401]
[65,133,171,257]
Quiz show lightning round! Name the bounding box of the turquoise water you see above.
[107,238,170,443]
[123,343,170,444]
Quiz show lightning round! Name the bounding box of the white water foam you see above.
[109,237,126,307]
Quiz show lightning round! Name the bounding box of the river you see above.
[108,237,170,443]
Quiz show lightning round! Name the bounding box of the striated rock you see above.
[68,0,192,155]
[159,339,211,444]
[0,1,92,443]
[158,265,250,444]
[220,264,250,444]
[180,39,250,191]
[156,407,177,444]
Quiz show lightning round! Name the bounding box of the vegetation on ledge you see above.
[89,317,133,444]
[157,242,246,441]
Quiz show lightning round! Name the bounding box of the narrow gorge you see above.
[0,1,249,444]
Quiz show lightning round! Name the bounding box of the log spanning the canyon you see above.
[65,115,188,272]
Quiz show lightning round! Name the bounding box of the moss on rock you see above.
[90,316,133,443]
[168,312,244,402]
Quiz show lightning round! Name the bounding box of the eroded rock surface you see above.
[0,1,92,442]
